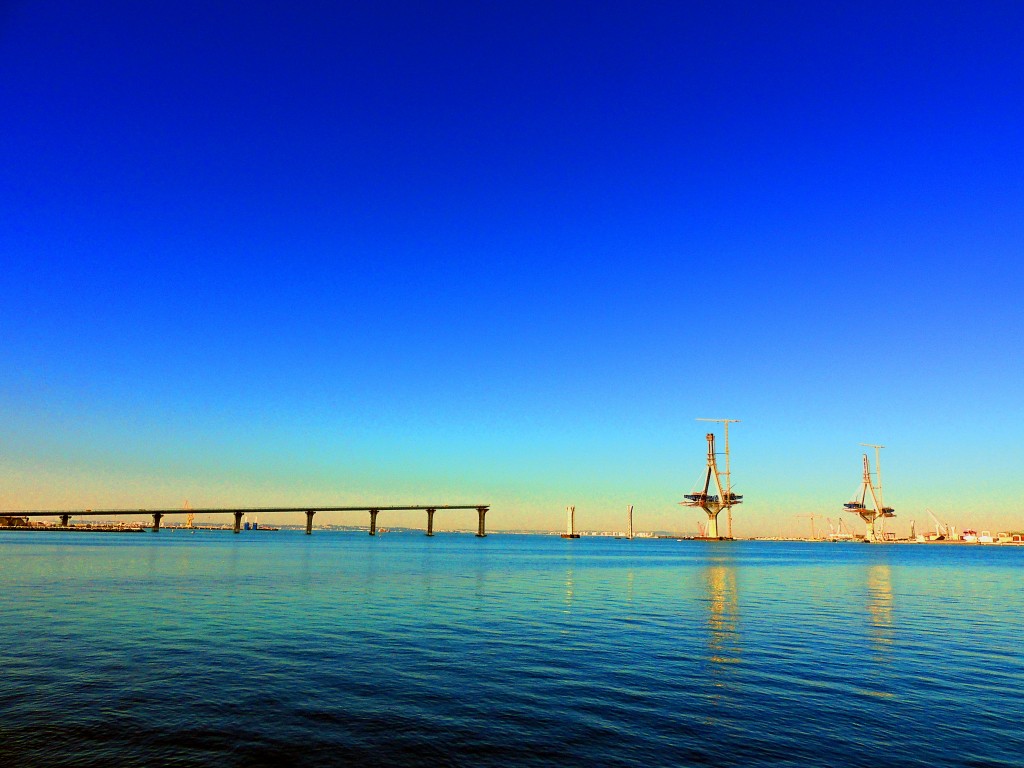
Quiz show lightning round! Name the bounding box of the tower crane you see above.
[796,512,820,540]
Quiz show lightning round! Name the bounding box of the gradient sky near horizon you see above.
[3,1,1023,536]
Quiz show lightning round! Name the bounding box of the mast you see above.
[861,443,884,510]
[724,420,734,538]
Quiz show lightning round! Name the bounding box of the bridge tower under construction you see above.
[680,419,742,539]
[844,444,895,542]
[561,505,580,539]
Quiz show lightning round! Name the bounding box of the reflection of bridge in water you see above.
[5,505,491,536]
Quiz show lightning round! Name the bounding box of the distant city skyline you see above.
[3,2,1022,537]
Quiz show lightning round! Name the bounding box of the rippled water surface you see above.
[2,531,1021,766]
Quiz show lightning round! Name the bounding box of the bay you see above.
[1,532,1021,767]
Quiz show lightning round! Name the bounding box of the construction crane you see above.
[824,517,853,542]
[681,419,742,539]
[843,444,895,542]
[797,512,820,540]
[184,500,194,529]
[926,508,952,540]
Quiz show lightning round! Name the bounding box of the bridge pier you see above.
[369,509,379,536]
[233,511,243,534]
[59,514,70,528]
[305,510,315,535]
[426,508,436,536]
[476,507,488,537]
[152,512,164,532]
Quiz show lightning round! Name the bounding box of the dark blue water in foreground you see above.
[1,532,1021,767]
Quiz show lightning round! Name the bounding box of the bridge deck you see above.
[6,505,487,516]
[1,504,491,536]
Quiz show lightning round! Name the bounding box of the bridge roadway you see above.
[6,505,491,536]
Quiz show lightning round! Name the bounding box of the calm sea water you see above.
[1,531,1021,767]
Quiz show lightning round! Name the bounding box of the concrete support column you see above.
[59,514,70,527]
[476,507,488,538]
[305,510,315,535]
[705,510,719,539]
[863,516,876,543]
[426,508,436,536]
[233,511,243,534]
[152,512,164,532]
[369,509,379,536]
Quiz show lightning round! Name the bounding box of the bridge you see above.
[4,505,491,536]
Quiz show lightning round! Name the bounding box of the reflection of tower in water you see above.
[699,559,740,729]
[866,564,894,657]
[703,563,740,667]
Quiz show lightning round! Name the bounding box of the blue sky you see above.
[2,1,1023,535]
